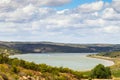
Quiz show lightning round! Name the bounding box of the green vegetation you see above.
[91,64,111,79]
[0,50,113,79]
[97,51,120,58]
[0,52,85,80]
[88,51,120,78]
[0,46,21,55]
[112,69,120,77]
[0,54,111,80]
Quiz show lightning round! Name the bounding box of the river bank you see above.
[87,55,115,66]
[87,54,120,79]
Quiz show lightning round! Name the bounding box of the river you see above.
[10,53,114,71]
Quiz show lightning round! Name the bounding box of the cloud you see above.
[0,22,17,33]
[75,1,104,13]
[102,26,120,33]
[0,0,120,43]
[112,0,120,12]
[102,8,120,20]
[0,0,71,12]
[95,25,120,34]
[39,0,71,6]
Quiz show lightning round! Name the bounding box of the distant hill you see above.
[0,44,21,55]
[0,41,120,53]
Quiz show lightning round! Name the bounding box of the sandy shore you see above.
[87,55,115,67]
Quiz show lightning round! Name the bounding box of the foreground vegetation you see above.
[0,53,112,80]
[0,53,84,80]
[91,64,111,79]
[88,51,120,78]
[0,48,112,80]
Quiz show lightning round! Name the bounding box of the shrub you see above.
[11,66,20,73]
[0,73,8,80]
[0,75,4,80]
[91,64,111,79]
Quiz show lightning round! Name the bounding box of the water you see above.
[10,53,114,71]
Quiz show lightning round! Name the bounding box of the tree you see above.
[91,64,111,79]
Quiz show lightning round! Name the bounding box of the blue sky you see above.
[54,0,112,10]
[0,0,120,44]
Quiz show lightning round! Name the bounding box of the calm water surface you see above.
[10,53,114,71]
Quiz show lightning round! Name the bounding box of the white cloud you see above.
[22,4,37,14]
[84,19,105,27]
[0,0,71,12]
[95,25,120,33]
[102,8,120,20]
[0,4,38,22]
[0,0,120,43]
[0,22,17,32]
[100,26,120,33]
[39,0,71,6]
[0,0,11,4]
[76,1,104,13]
[112,1,120,12]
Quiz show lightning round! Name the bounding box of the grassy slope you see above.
[0,64,82,80]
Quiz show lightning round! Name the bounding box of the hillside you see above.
[0,45,21,55]
[96,51,120,58]
[88,51,120,78]
[0,41,120,53]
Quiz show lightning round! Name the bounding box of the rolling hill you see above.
[0,41,120,53]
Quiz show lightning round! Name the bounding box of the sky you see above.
[0,0,120,44]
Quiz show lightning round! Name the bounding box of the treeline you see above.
[0,53,112,79]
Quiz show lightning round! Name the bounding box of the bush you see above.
[0,75,4,80]
[91,64,111,79]
[0,73,8,80]
[11,66,20,73]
